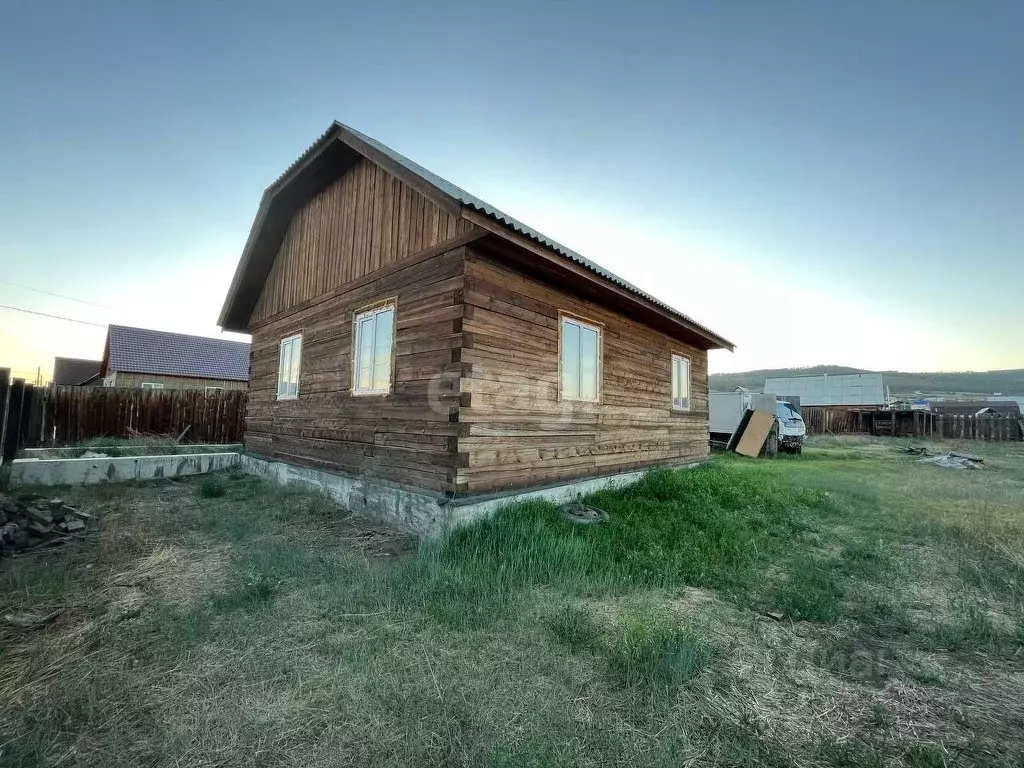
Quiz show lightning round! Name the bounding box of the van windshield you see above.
[777,402,802,420]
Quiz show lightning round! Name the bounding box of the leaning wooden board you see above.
[734,409,775,457]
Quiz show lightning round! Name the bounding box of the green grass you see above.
[604,604,709,687]
[2,436,1024,766]
[544,603,602,651]
[770,554,845,622]
[195,475,226,498]
[400,465,831,604]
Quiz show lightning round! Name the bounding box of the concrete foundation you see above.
[241,454,701,537]
[9,452,240,487]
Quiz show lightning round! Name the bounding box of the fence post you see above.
[2,379,26,463]
[24,385,44,448]
[0,368,9,462]
[18,384,36,451]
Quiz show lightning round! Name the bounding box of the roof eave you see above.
[461,209,735,351]
[110,367,248,382]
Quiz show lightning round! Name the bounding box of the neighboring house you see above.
[218,121,733,501]
[988,396,1024,414]
[52,357,103,386]
[927,400,1021,417]
[764,373,887,407]
[100,325,250,391]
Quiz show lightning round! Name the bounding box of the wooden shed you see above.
[219,122,733,500]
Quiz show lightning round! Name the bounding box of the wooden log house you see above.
[219,122,734,499]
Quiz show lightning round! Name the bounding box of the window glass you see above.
[579,326,599,400]
[354,304,396,394]
[672,355,690,410]
[277,334,302,398]
[288,338,302,393]
[356,316,375,390]
[561,317,600,402]
[561,319,580,400]
[373,308,395,390]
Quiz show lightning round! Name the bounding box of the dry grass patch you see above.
[3,440,1024,766]
[106,544,229,619]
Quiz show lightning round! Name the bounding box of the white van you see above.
[709,392,807,454]
[774,400,807,454]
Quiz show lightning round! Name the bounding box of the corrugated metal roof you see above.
[764,373,887,407]
[230,121,734,348]
[340,125,730,348]
[107,325,250,381]
[258,122,730,348]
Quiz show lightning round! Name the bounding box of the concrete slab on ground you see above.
[9,453,240,487]
[21,444,243,458]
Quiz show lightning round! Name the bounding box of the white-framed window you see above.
[205,386,223,394]
[353,302,396,395]
[560,315,602,402]
[140,382,164,390]
[277,333,302,400]
[671,354,690,411]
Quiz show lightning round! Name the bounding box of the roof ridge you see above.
[109,324,250,347]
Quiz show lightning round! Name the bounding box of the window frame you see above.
[351,298,397,397]
[671,353,691,412]
[204,386,223,394]
[140,382,164,390]
[276,332,303,401]
[558,312,603,404]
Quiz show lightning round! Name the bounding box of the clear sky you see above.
[1,0,1021,382]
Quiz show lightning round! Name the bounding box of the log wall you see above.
[246,245,467,493]
[455,249,710,494]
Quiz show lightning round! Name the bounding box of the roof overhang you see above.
[462,212,733,351]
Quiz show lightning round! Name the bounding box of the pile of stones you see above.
[0,494,93,555]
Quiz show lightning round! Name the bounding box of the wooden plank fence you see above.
[0,370,46,463]
[0,376,247,459]
[801,407,871,436]
[802,405,1023,442]
[45,386,247,446]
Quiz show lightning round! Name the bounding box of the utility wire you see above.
[0,303,108,328]
[0,281,120,311]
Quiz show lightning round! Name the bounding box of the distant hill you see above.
[709,367,1024,396]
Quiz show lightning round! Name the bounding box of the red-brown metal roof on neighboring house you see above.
[105,325,250,381]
